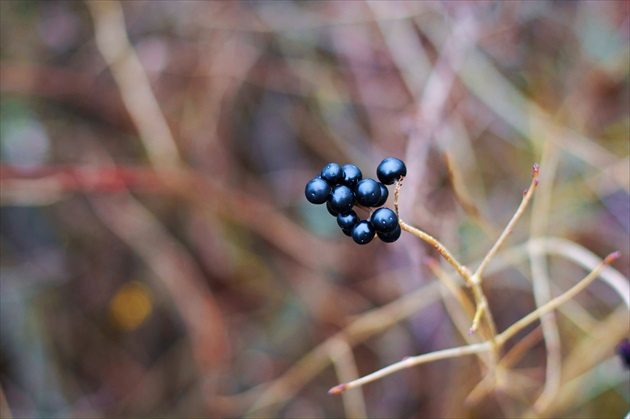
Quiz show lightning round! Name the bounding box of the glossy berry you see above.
[337,210,359,230]
[377,224,401,243]
[377,157,407,185]
[374,182,389,207]
[326,200,338,216]
[617,339,630,369]
[328,185,354,214]
[371,207,398,233]
[321,163,343,185]
[351,220,375,245]
[341,164,362,188]
[341,228,352,237]
[305,178,331,204]
[355,178,381,207]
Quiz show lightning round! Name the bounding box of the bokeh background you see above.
[1,1,629,418]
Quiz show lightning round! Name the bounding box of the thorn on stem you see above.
[532,163,540,177]
[328,383,348,395]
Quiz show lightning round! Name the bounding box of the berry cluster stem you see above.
[395,177,499,351]
[394,179,472,283]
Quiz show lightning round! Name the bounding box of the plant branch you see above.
[473,163,540,279]
[328,251,619,395]
[496,251,619,346]
[395,179,472,283]
[328,342,491,395]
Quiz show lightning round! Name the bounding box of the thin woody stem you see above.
[469,163,539,335]
[474,163,540,279]
[395,180,472,283]
[394,176,498,370]
[328,251,619,395]
[497,251,619,345]
[328,342,491,395]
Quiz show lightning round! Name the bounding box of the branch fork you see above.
[328,163,620,403]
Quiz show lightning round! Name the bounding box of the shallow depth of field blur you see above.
[1,1,629,418]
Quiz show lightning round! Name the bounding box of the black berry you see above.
[326,200,339,216]
[374,182,389,207]
[321,163,343,185]
[355,178,381,207]
[341,228,352,237]
[371,207,398,233]
[352,220,375,245]
[341,164,362,188]
[328,185,354,214]
[337,210,359,230]
[305,178,331,204]
[377,224,401,243]
[617,339,630,369]
[377,157,407,185]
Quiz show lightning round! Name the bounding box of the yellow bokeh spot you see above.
[109,281,153,331]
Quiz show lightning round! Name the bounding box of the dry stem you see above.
[473,163,540,279]
[394,179,472,283]
[329,164,620,401]
[328,251,619,395]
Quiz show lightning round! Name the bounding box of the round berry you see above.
[377,224,401,243]
[326,200,339,216]
[341,164,362,188]
[328,185,354,214]
[371,207,398,233]
[337,210,359,230]
[617,339,630,369]
[321,163,343,185]
[341,228,352,237]
[305,178,331,204]
[376,157,407,185]
[373,182,389,207]
[355,178,381,207]
[351,220,375,245]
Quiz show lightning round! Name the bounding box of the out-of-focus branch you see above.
[328,337,367,419]
[528,139,562,413]
[0,384,12,419]
[0,164,342,270]
[87,0,182,168]
[245,279,442,416]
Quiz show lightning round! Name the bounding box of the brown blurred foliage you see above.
[0,1,628,418]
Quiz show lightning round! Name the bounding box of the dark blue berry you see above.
[352,220,375,245]
[321,163,343,185]
[377,224,401,243]
[341,164,362,188]
[355,178,381,207]
[326,200,339,216]
[337,210,359,230]
[341,228,352,237]
[374,182,389,207]
[328,185,354,214]
[617,339,630,369]
[305,178,331,204]
[377,157,407,185]
[371,207,398,233]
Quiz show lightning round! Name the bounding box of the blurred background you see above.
[0,1,628,418]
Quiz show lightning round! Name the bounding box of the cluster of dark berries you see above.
[305,158,407,245]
